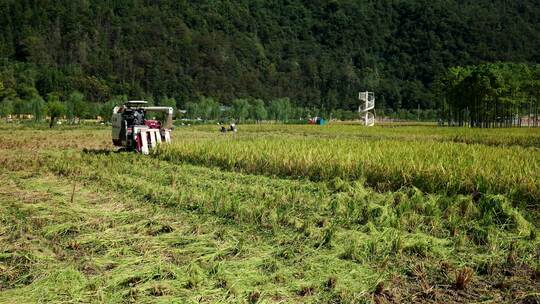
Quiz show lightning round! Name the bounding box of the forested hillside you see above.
[1,0,540,113]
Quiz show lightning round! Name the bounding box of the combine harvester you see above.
[112,101,174,154]
[358,91,375,126]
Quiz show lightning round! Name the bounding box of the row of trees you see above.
[185,97,319,122]
[7,61,536,127]
[0,63,447,125]
[0,88,178,126]
[0,89,114,127]
[184,97,438,122]
[437,63,540,127]
[0,88,365,125]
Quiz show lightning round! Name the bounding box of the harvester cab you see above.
[112,101,174,154]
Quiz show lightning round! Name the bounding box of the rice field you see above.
[156,133,540,205]
[1,123,539,303]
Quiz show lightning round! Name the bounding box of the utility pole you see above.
[417,103,420,121]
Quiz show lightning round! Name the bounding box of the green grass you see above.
[1,123,539,303]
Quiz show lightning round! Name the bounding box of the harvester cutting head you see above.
[112,101,174,154]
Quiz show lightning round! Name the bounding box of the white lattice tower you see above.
[358,91,375,126]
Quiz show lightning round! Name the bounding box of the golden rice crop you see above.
[184,124,540,148]
[156,133,540,204]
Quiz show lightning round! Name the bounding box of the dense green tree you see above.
[46,93,61,104]
[66,91,87,123]
[268,98,293,121]
[197,97,221,120]
[184,102,201,119]
[46,101,66,128]
[99,95,127,122]
[231,98,250,122]
[158,97,177,111]
[30,95,45,121]
[0,99,12,117]
[250,99,267,122]
[12,97,28,117]
[441,63,540,127]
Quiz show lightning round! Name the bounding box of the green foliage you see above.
[186,97,221,120]
[1,88,17,102]
[99,95,126,122]
[180,97,324,122]
[440,63,540,127]
[184,102,199,119]
[231,99,250,122]
[268,98,293,121]
[12,98,28,116]
[30,95,45,121]
[46,101,65,118]
[1,1,539,112]
[46,92,61,104]
[17,84,39,101]
[0,99,13,117]
[66,91,86,123]
[250,99,267,122]
[158,97,177,111]
[46,101,66,127]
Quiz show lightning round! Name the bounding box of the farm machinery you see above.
[112,101,174,154]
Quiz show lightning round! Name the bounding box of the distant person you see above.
[229,123,237,132]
